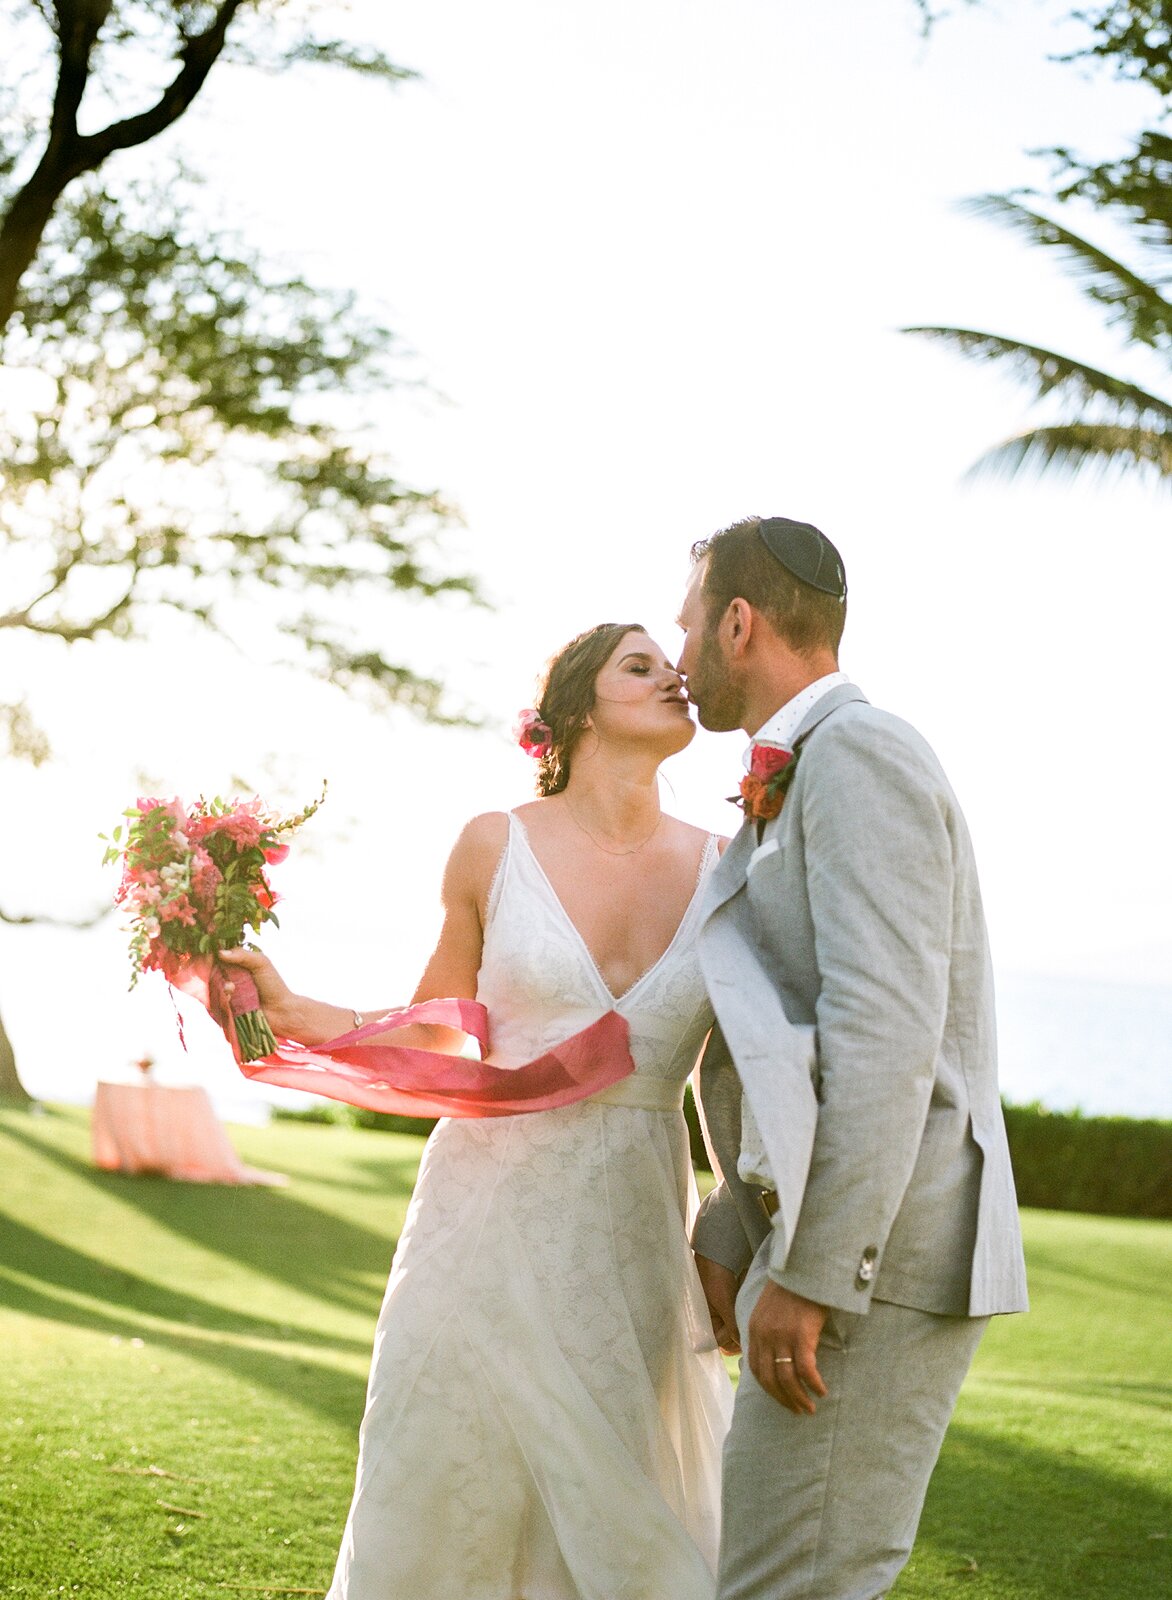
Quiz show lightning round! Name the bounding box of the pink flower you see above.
[111,788,320,995]
[513,707,552,758]
[211,801,267,852]
[190,847,222,908]
[159,896,197,926]
[137,797,185,826]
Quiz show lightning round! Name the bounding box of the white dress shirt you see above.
[743,671,851,767]
[737,671,851,1195]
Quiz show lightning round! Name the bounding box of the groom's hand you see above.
[694,1254,742,1354]
[747,1280,829,1414]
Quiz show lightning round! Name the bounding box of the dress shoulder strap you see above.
[483,814,518,931]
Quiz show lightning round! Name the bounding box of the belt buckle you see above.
[757,1188,779,1220]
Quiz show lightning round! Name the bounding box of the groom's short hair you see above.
[691,516,847,657]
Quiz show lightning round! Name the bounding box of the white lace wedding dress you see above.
[326,813,733,1600]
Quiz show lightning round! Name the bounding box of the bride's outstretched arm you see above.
[221,811,508,1052]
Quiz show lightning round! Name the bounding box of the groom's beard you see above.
[688,631,745,733]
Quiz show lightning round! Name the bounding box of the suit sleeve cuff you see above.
[767,1231,880,1314]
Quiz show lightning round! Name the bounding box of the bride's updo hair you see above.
[532,621,647,797]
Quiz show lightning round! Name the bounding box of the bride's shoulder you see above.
[451,810,511,861]
[663,816,731,856]
[442,812,511,909]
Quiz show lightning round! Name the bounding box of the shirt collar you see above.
[743,671,851,769]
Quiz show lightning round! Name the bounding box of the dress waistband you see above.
[588,1076,685,1112]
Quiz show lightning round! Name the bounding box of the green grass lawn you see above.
[1,1105,1168,1599]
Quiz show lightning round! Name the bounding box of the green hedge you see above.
[275,1096,1172,1220]
[273,1102,439,1138]
[1000,1102,1172,1219]
[686,1095,1172,1220]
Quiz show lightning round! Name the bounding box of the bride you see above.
[224,621,733,1600]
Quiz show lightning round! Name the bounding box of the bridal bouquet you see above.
[105,788,324,1061]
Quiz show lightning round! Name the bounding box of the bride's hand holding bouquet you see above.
[106,789,324,1061]
[109,782,636,1117]
[216,945,300,1040]
[215,945,454,1056]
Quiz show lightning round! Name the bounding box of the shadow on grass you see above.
[0,1251,368,1431]
[1022,1237,1172,1299]
[0,1116,408,1318]
[273,1147,426,1196]
[905,1420,1172,1599]
[981,1372,1172,1409]
[0,1213,370,1355]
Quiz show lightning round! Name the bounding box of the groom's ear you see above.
[723,597,754,657]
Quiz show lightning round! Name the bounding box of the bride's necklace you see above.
[564,797,663,857]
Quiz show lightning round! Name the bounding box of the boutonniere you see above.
[729,741,800,822]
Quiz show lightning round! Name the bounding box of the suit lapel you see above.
[709,685,872,871]
[703,817,756,917]
[694,682,874,1262]
[703,684,870,919]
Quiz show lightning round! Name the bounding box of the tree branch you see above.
[0,0,113,324]
[75,0,249,168]
[0,577,138,641]
[0,1,246,329]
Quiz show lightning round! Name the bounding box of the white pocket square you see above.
[747,838,780,874]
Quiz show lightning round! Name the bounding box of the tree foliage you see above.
[1065,2,1172,97]
[904,5,1172,486]
[0,4,477,1101]
[0,1,413,330]
[0,3,480,715]
[1,180,479,713]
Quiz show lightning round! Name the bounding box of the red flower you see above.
[749,743,793,782]
[732,742,800,822]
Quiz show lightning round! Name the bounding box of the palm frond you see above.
[965,423,1172,486]
[961,195,1172,351]
[903,325,1172,425]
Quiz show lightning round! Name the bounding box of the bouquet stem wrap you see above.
[172,959,636,1119]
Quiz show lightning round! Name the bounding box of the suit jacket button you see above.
[856,1247,878,1288]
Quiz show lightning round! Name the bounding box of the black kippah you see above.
[757,517,847,600]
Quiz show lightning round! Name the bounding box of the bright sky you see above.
[2,0,1169,1107]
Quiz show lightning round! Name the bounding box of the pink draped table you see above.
[91,1080,287,1186]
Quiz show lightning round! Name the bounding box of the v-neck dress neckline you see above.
[507,812,717,1006]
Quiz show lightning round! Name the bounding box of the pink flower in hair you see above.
[513,707,552,758]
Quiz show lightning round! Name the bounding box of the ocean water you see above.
[995,973,1171,1121]
[2,917,1169,1124]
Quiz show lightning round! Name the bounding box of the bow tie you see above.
[730,741,798,823]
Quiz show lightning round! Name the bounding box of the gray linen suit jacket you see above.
[692,684,1028,1318]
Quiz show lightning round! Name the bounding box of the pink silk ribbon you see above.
[169,959,636,1119]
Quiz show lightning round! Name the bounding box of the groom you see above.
[677,516,1028,1600]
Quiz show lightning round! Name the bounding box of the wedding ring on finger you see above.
[773,1355,795,1365]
